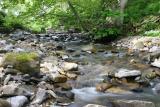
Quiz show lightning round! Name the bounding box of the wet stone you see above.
[0,84,33,97]
[31,88,48,104]
[7,96,28,107]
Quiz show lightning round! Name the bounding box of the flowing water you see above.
[1,32,159,107]
[59,39,160,107]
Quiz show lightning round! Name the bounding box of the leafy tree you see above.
[0,0,159,39]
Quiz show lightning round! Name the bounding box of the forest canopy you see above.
[0,0,160,39]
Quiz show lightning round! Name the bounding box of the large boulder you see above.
[1,52,40,75]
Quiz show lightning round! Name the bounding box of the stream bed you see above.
[0,30,160,107]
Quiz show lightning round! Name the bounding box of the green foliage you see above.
[92,27,121,40]
[125,0,160,34]
[0,0,159,39]
[3,16,24,30]
[144,30,160,37]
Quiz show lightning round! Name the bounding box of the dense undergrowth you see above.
[0,0,159,41]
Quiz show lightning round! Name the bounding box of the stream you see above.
[0,31,160,107]
[63,41,160,107]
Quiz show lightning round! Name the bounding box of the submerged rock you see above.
[83,104,107,107]
[81,44,96,53]
[7,96,28,107]
[106,86,132,94]
[112,100,155,107]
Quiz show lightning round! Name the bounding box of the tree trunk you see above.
[119,0,128,25]
[66,0,88,31]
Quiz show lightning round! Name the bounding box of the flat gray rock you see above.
[115,68,141,78]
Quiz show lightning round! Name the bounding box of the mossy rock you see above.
[1,52,40,74]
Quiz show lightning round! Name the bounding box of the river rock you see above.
[83,104,106,107]
[40,62,54,73]
[37,81,54,90]
[55,83,72,90]
[66,48,76,53]
[106,86,132,94]
[49,73,67,83]
[3,68,19,75]
[0,56,3,65]
[61,62,78,71]
[0,44,14,53]
[115,68,141,78]
[96,83,112,92]
[1,52,40,75]
[151,58,160,68]
[149,46,160,52]
[0,84,32,97]
[112,100,155,107]
[7,96,28,107]
[133,41,144,50]
[31,88,48,104]
[0,99,11,107]
[62,55,69,60]
[3,74,11,85]
[66,72,78,79]
[142,50,160,62]
[81,44,96,53]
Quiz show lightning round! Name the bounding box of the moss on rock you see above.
[2,52,40,74]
